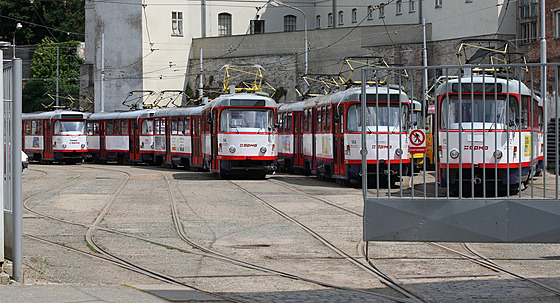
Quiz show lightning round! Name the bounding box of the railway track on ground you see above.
[267,174,560,301]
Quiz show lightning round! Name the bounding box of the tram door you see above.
[333,107,345,176]
[99,120,106,160]
[192,117,202,166]
[44,120,53,160]
[211,111,219,170]
[311,109,317,172]
[129,119,140,161]
[293,112,303,167]
[165,117,172,163]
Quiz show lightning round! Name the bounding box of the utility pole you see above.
[56,46,60,107]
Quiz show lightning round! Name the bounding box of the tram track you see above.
[267,174,560,300]
[228,178,424,302]
[162,171,417,303]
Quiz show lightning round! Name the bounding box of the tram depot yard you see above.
[2,163,560,302]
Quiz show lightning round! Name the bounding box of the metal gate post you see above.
[11,58,22,281]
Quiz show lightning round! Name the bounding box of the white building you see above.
[84,0,516,111]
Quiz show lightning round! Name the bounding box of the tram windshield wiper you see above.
[488,114,500,131]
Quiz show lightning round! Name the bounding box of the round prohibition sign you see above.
[409,129,425,146]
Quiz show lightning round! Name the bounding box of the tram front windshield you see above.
[440,95,518,130]
[220,109,273,132]
[347,103,409,132]
[54,120,85,135]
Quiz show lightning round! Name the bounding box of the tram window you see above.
[325,108,331,132]
[316,108,322,132]
[185,117,190,134]
[114,120,121,135]
[172,118,178,135]
[25,121,32,135]
[287,113,293,133]
[521,96,530,129]
[141,119,153,135]
[121,120,128,135]
[107,120,114,135]
[36,120,42,135]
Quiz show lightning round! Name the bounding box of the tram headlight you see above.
[81,144,85,148]
[229,146,236,153]
[395,148,403,156]
[450,149,460,159]
[494,150,503,159]
[260,146,267,154]
[62,144,67,148]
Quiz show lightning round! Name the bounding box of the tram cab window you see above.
[54,120,85,135]
[141,119,154,135]
[440,95,515,130]
[220,109,272,132]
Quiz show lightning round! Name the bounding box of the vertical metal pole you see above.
[201,0,206,38]
[100,33,105,112]
[0,51,4,262]
[11,58,22,282]
[361,69,368,200]
[540,0,547,191]
[56,46,60,107]
[199,48,204,98]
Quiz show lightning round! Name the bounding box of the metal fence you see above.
[361,63,560,243]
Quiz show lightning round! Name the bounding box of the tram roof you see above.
[22,110,90,120]
[435,74,533,96]
[302,86,409,109]
[88,109,158,121]
[152,106,203,118]
[203,92,277,111]
[277,101,305,113]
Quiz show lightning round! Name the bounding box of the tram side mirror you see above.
[274,123,280,129]
[207,117,212,124]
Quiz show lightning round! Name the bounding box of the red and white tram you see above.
[87,109,157,164]
[293,86,411,187]
[22,110,89,164]
[201,92,278,178]
[152,106,204,169]
[437,74,542,195]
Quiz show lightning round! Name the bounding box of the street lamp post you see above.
[13,22,22,59]
[268,0,308,75]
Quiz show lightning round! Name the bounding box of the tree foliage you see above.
[0,0,84,45]
[23,37,84,112]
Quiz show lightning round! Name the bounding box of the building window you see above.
[520,0,539,19]
[316,15,321,29]
[435,0,442,8]
[250,20,265,34]
[396,0,402,15]
[352,9,357,23]
[521,21,538,44]
[218,13,232,36]
[555,10,560,39]
[284,15,296,32]
[409,0,415,12]
[367,5,374,20]
[171,11,183,36]
[328,13,333,27]
[338,11,344,25]
[379,6,385,18]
